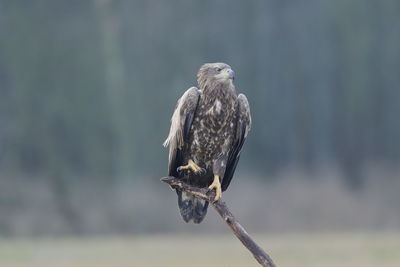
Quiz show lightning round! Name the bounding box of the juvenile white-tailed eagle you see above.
[163,63,251,223]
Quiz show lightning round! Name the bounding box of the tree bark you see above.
[161,176,276,267]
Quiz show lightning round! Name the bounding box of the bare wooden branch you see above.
[161,176,276,267]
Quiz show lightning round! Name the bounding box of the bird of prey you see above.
[163,63,251,223]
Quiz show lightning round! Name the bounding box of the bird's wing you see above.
[221,94,252,191]
[163,87,201,177]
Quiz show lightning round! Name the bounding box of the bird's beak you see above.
[227,69,235,80]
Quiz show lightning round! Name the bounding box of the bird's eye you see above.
[216,68,222,72]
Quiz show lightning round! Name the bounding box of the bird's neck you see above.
[201,83,236,103]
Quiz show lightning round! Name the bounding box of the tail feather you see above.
[176,190,193,222]
[177,190,208,223]
[193,197,209,224]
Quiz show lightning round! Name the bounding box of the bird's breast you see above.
[187,97,236,167]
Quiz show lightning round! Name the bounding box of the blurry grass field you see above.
[0,232,399,267]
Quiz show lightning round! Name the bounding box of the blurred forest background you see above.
[0,0,399,236]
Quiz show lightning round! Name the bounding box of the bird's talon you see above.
[196,168,206,175]
[208,175,222,201]
[177,160,204,175]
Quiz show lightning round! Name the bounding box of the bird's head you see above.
[197,62,235,89]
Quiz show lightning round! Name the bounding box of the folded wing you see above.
[163,87,201,177]
[221,94,251,191]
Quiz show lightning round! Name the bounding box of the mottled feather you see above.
[164,63,251,223]
[221,94,251,191]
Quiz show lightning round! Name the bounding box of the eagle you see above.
[163,63,251,223]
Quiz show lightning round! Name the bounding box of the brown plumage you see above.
[164,63,251,223]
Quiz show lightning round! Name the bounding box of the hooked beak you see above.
[227,69,235,80]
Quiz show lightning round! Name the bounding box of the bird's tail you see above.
[176,189,208,223]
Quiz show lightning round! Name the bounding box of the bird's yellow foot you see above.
[208,175,222,201]
[177,159,206,174]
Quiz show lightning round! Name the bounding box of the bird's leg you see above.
[177,159,206,174]
[208,175,222,201]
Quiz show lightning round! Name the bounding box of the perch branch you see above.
[161,176,276,267]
